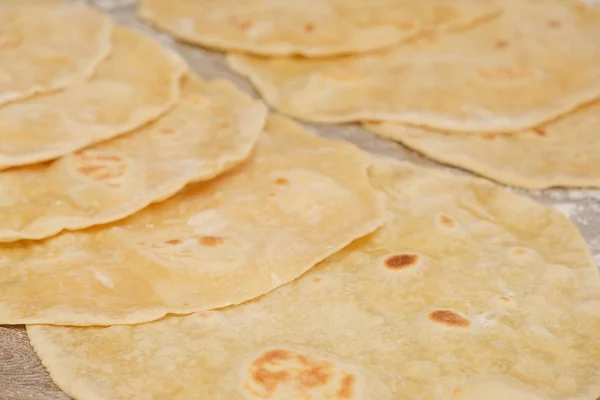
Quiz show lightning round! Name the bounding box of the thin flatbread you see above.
[0,26,186,170]
[0,115,383,326]
[0,76,267,242]
[26,159,600,400]
[365,101,600,189]
[228,0,600,132]
[138,0,500,57]
[0,0,112,105]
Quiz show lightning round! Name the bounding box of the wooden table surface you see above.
[0,326,68,400]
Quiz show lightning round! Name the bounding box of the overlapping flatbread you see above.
[0,0,112,105]
[0,26,186,170]
[0,115,383,326]
[365,101,600,189]
[0,76,267,242]
[228,0,600,132]
[27,159,600,399]
[139,0,500,56]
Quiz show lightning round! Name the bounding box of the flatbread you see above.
[138,0,500,57]
[0,76,267,242]
[26,159,600,400]
[228,0,600,131]
[365,101,600,189]
[0,0,112,105]
[0,26,186,170]
[0,115,383,326]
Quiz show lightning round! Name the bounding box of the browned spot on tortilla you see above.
[159,128,176,135]
[439,214,456,228]
[246,349,357,397]
[269,192,276,197]
[453,388,463,397]
[548,19,561,29]
[275,178,289,186]
[499,296,511,302]
[313,277,321,282]
[256,349,292,365]
[494,39,508,49]
[428,309,471,328]
[384,253,419,270]
[165,239,182,245]
[304,23,315,32]
[336,374,356,398]
[483,134,497,141]
[297,364,330,388]
[198,236,224,247]
[533,127,547,137]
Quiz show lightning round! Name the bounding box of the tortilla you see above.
[0,0,112,105]
[365,101,600,189]
[228,0,600,132]
[26,159,600,400]
[0,76,267,243]
[0,115,383,326]
[0,26,186,170]
[138,0,500,57]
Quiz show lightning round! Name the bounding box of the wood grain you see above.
[0,325,69,400]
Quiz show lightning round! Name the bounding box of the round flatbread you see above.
[0,26,186,170]
[26,159,600,400]
[138,0,499,56]
[0,75,267,242]
[228,0,600,132]
[365,101,600,189]
[0,0,112,105]
[0,115,383,326]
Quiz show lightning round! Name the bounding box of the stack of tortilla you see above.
[0,1,598,399]
[141,0,600,189]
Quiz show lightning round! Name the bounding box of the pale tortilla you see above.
[0,115,383,326]
[27,159,600,400]
[138,0,500,57]
[0,76,267,242]
[0,0,112,105]
[228,0,600,132]
[0,26,186,170]
[365,101,600,189]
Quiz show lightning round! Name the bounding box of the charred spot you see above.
[499,296,511,302]
[165,239,182,245]
[198,236,224,247]
[251,368,290,394]
[428,309,471,328]
[384,253,419,270]
[494,39,508,49]
[256,349,292,365]
[313,277,321,283]
[439,214,456,228]
[159,128,176,135]
[275,178,290,186]
[304,23,315,32]
[297,364,331,388]
[483,134,497,141]
[533,127,547,137]
[336,374,356,398]
[548,19,561,29]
